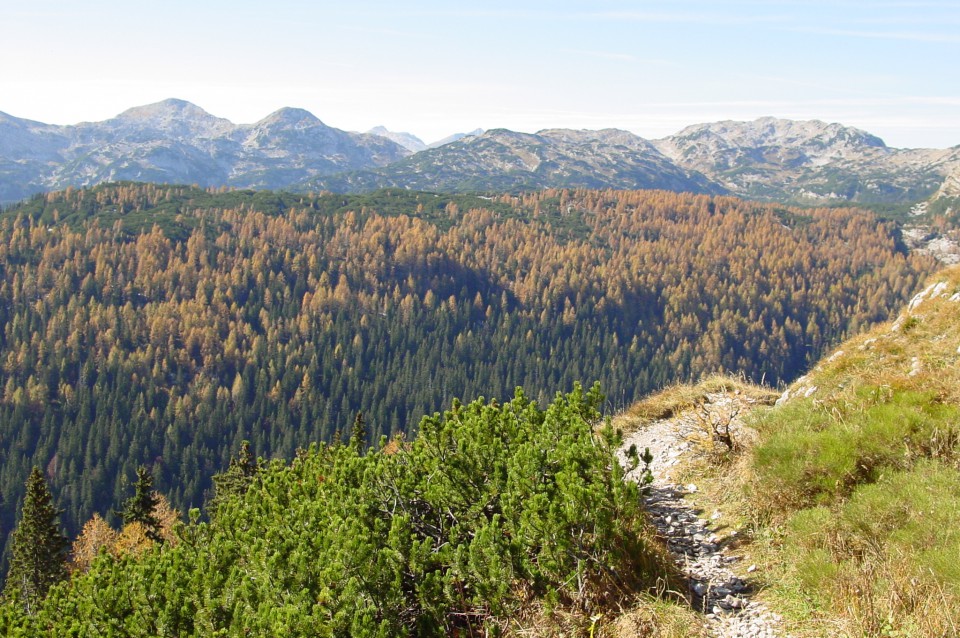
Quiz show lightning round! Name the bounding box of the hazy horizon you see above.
[3,1,959,149]
[4,96,958,152]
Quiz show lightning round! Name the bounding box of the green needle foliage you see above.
[207,441,258,517]
[119,466,162,544]
[0,384,671,636]
[2,468,68,614]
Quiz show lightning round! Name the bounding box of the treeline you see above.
[1,386,667,636]
[0,182,935,559]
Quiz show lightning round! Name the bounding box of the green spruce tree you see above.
[3,467,68,613]
[208,441,258,515]
[119,466,162,544]
[349,412,367,453]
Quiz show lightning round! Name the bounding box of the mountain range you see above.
[2,98,960,207]
[308,127,722,195]
[654,117,960,204]
[0,99,409,203]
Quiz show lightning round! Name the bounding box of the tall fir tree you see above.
[350,412,367,453]
[3,467,68,613]
[119,466,162,544]
[208,441,258,516]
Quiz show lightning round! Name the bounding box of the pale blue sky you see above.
[2,0,958,148]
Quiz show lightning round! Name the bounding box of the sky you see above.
[2,0,959,149]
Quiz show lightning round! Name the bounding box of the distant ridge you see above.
[306,127,723,195]
[653,117,960,204]
[0,99,410,203]
[427,128,484,148]
[367,126,427,153]
[2,101,959,205]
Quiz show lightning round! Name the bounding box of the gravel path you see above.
[617,394,789,638]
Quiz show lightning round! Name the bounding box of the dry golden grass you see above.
[609,596,709,638]
[501,594,708,638]
[615,374,777,435]
[740,265,960,637]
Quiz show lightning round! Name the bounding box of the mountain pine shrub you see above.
[0,384,672,636]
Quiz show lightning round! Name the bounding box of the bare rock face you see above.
[901,226,960,265]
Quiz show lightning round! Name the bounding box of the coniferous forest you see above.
[0,182,935,571]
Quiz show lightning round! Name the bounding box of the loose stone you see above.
[618,393,791,637]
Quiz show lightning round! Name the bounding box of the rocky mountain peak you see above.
[649,116,932,203]
[106,98,235,139]
[2,102,959,208]
[255,107,325,130]
[0,99,409,202]
[665,117,886,153]
[112,98,223,125]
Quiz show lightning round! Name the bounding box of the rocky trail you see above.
[617,394,789,638]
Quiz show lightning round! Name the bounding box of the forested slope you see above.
[0,183,934,560]
[741,267,960,636]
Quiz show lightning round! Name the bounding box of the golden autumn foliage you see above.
[0,183,935,552]
[70,514,118,574]
[69,494,179,573]
[112,522,154,559]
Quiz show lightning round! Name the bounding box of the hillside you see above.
[745,266,960,636]
[616,266,960,637]
[305,128,723,195]
[0,182,935,572]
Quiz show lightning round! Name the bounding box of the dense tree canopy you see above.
[0,183,935,563]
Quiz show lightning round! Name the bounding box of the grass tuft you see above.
[775,463,960,637]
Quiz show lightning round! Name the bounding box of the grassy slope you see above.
[743,266,960,637]
[615,266,960,637]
